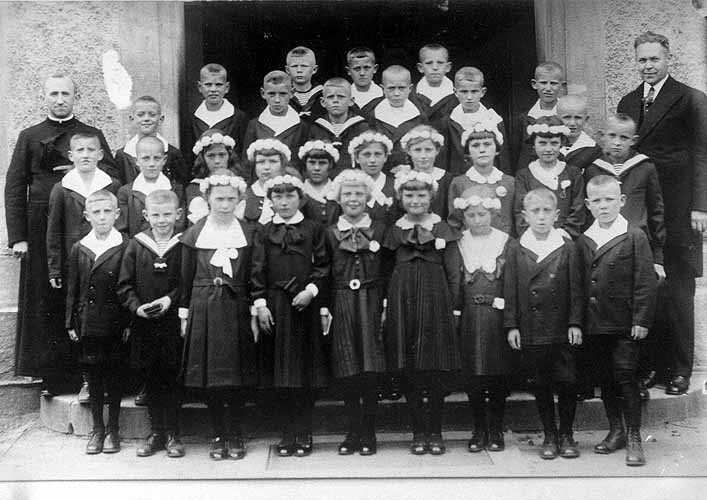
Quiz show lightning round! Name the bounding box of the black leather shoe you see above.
[625,429,645,466]
[638,379,650,401]
[558,434,580,458]
[594,429,627,454]
[294,433,313,457]
[41,388,55,398]
[427,434,446,455]
[210,436,227,460]
[410,434,427,455]
[540,434,559,460]
[643,370,657,389]
[103,431,120,453]
[136,433,165,457]
[134,385,148,406]
[166,434,185,458]
[467,430,487,453]
[276,436,295,457]
[77,380,91,405]
[487,431,505,452]
[85,431,105,454]
[228,434,246,460]
[337,433,360,455]
[359,435,377,456]
[666,376,689,395]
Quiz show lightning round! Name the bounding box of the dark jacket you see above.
[115,144,189,187]
[307,115,370,176]
[191,105,249,163]
[116,182,186,237]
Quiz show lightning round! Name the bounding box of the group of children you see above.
[47,43,664,468]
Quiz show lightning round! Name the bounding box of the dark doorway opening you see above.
[182,0,537,148]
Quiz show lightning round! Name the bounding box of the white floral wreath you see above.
[263,174,305,192]
[198,174,248,194]
[327,169,376,201]
[298,140,341,163]
[393,165,439,193]
[347,132,394,159]
[460,121,504,147]
[400,128,445,151]
[453,195,502,211]
[192,132,236,156]
[526,124,571,136]
[246,138,292,162]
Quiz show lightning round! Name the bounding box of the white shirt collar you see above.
[466,166,504,184]
[528,160,567,190]
[395,212,441,231]
[416,76,454,106]
[519,227,566,263]
[132,172,172,196]
[592,154,649,177]
[258,106,300,136]
[337,214,372,231]
[303,179,333,204]
[458,228,508,273]
[313,115,365,137]
[373,99,420,128]
[123,133,170,159]
[351,82,383,108]
[61,168,113,198]
[272,211,304,225]
[47,114,75,124]
[584,214,629,250]
[251,181,267,197]
[194,99,235,128]
[134,231,182,257]
[80,228,123,260]
[449,103,502,130]
[560,131,596,156]
[643,74,669,99]
[527,100,558,120]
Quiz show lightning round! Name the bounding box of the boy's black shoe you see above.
[427,434,446,455]
[359,435,377,456]
[558,434,580,458]
[77,379,91,405]
[85,431,105,454]
[638,379,650,401]
[467,430,487,453]
[410,434,427,455]
[665,376,689,395]
[294,433,313,457]
[228,434,246,460]
[209,436,227,460]
[540,434,559,459]
[166,434,185,458]
[134,384,148,406]
[643,370,658,389]
[136,433,166,457]
[625,429,645,466]
[103,431,120,453]
[487,431,505,452]
[337,433,360,455]
[594,428,627,454]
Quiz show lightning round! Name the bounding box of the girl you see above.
[179,172,256,460]
[186,129,238,225]
[450,184,514,453]
[251,174,329,457]
[447,121,516,235]
[383,169,461,455]
[513,116,585,238]
[299,140,341,226]
[325,169,389,456]
[399,124,452,220]
[241,138,291,225]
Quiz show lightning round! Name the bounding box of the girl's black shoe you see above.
[228,434,246,460]
[427,434,446,455]
[209,436,227,460]
[487,431,505,452]
[410,434,427,455]
[467,431,487,453]
[337,433,359,455]
[294,433,313,457]
[359,435,377,456]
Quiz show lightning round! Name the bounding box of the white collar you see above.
[458,228,508,273]
[337,214,372,231]
[415,167,446,181]
[134,231,182,257]
[520,227,566,263]
[132,172,172,196]
[528,160,567,190]
[527,100,558,120]
[373,99,420,128]
[272,211,304,225]
[592,154,649,177]
[314,115,365,137]
[466,166,504,184]
[371,173,387,193]
[80,228,122,260]
[416,76,454,106]
[303,179,333,204]
[251,181,267,197]
[584,214,629,250]
[368,173,393,208]
[560,131,596,156]
[643,74,669,98]
[351,82,383,108]
[258,106,300,136]
[195,216,247,250]
[449,103,502,129]
[61,168,113,198]
[194,99,235,128]
[395,212,441,230]
[47,114,75,124]
[123,133,170,159]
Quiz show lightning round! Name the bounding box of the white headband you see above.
[263,174,304,193]
[393,165,439,193]
[298,140,341,163]
[460,121,504,147]
[526,124,571,136]
[453,195,501,211]
[347,132,394,159]
[246,138,292,162]
[400,128,445,151]
[198,174,248,195]
[327,169,376,201]
[192,132,236,156]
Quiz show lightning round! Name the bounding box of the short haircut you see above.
[346,47,376,65]
[69,132,100,149]
[136,135,165,154]
[200,63,228,81]
[303,148,335,163]
[557,94,587,114]
[462,129,500,150]
[586,174,621,193]
[145,189,179,210]
[44,73,77,93]
[133,95,162,113]
[85,189,118,210]
[523,188,557,210]
[603,113,637,135]
[263,70,292,87]
[419,43,449,61]
[286,46,316,64]
[323,77,351,94]
[634,31,670,52]
[382,65,411,85]
[535,61,565,80]
[454,66,484,87]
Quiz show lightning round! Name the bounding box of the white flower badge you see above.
[492,297,505,310]
[435,238,447,250]
[560,180,571,190]
[369,240,381,253]
[496,186,508,197]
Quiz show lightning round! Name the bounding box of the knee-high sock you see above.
[557,383,577,435]
[535,385,557,435]
[86,370,105,433]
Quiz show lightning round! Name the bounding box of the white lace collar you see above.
[313,115,365,137]
[351,82,383,108]
[416,76,454,106]
[560,131,596,156]
[61,168,113,198]
[303,179,333,204]
[80,228,123,260]
[134,231,182,257]
[123,134,169,159]
[584,214,628,250]
[132,173,172,196]
[520,227,566,263]
[337,214,372,231]
[527,100,558,120]
[195,216,247,250]
[258,106,300,136]
[449,103,503,130]
[459,228,508,273]
[272,211,304,225]
[395,212,441,230]
[466,166,504,184]
[374,99,420,128]
[528,160,567,190]
[592,154,649,177]
[194,99,235,128]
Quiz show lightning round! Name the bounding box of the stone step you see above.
[40,378,707,438]
[0,377,41,417]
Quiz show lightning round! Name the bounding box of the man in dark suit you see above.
[617,31,707,395]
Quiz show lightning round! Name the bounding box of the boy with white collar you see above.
[577,175,657,467]
[557,95,602,171]
[115,96,189,186]
[412,43,457,124]
[346,47,383,121]
[286,46,325,119]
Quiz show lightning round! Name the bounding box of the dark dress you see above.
[179,218,257,389]
[428,168,453,221]
[250,216,330,388]
[447,169,516,235]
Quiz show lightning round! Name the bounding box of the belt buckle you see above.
[213,277,223,286]
[473,294,485,304]
[349,278,361,290]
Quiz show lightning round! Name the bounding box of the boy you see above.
[557,95,602,171]
[192,64,248,161]
[308,78,369,175]
[65,190,129,454]
[286,46,325,119]
[115,96,189,186]
[505,188,583,460]
[412,43,457,124]
[578,175,657,466]
[436,67,510,175]
[346,47,383,121]
[118,189,185,458]
[370,65,428,169]
[513,62,567,172]
[243,71,308,170]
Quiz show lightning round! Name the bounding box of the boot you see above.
[134,383,148,406]
[536,388,559,459]
[467,391,487,453]
[487,390,506,452]
[78,372,91,405]
[625,428,646,466]
[557,387,578,458]
[540,431,559,459]
[359,414,377,456]
[136,432,166,457]
[595,386,626,454]
[338,398,360,455]
[618,378,645,466]
[165,434,185,458]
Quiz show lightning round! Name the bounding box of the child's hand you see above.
[631,325,648,340]
[568,326,582,346]
[122,327,131,343]
[49,278,62,289]
[180,318,187,338]
[292,290,313,311]
[257,306,274,333]
[67,329,79,342]
[507,329,521,350]
[654,263,666,280]
[251,316,260,343]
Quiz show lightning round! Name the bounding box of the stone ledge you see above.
[0,377,40,417]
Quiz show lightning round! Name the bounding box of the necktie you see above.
[644,86,655,112]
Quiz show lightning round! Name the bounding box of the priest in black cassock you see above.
[4,74,119,395]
